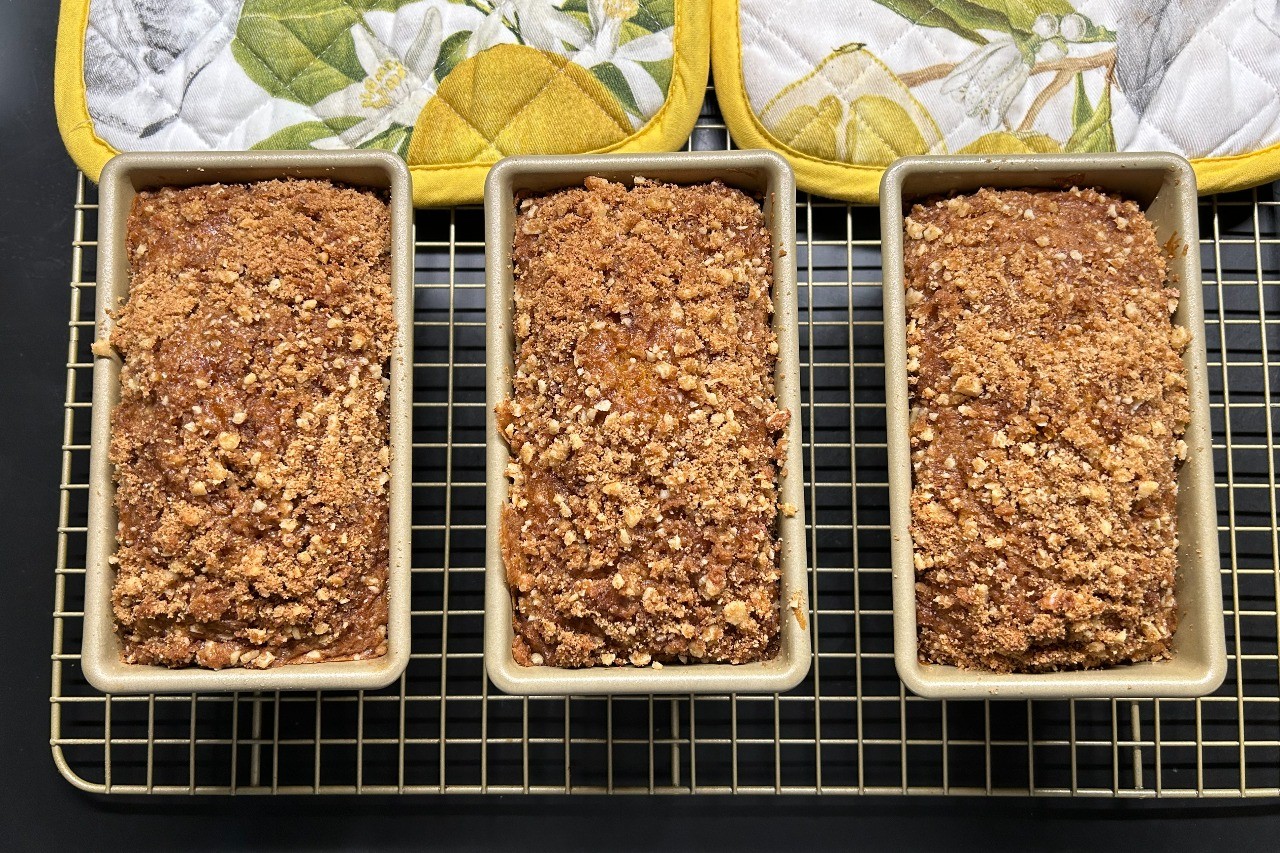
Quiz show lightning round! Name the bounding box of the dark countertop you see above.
[1,3,1275,849]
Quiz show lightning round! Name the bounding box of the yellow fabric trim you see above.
[1190,136,1280,197]
[711,0,1280,202]
[710,0,881,203]
[56,0,119,183]
[53,0,709,207]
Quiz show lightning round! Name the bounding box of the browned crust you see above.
[105,179,394,669]
[499,177,791,668]
[905,187,1189,673]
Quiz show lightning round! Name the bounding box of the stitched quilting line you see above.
[1181,21,1280,155]
[739,2,945,161]
[740,0,955,158]
[1096,0,1279,156]
[85,0,234,148]
[739,0,788,53]
[1208,0,1280,99]
[430,54,635,159]
[1104,3,1280,156]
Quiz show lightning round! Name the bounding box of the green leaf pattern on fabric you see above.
[434,29,473,81]
[250,116,363,148]
[638,57,672,96]
[870,0,1077,42]
[232,1,365,105]
[357,122,415,154]
[231,1,427,106]
[1071,70,1092,127]
[1066,73,1116,152]
[632,0,674,32]
[868,1,990,45]
[593,61,642,117]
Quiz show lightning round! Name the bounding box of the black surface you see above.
[1,3,1277,849]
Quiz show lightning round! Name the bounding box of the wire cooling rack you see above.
[50,94,1280,796]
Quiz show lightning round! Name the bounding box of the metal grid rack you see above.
[50,95,1280,797]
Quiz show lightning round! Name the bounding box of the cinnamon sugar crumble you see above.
[905,188,1189,673]
[108,179,394,669]
[499,177,789,668]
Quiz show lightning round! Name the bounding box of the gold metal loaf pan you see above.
[881,153,1226,700]
[484,151,811,695]
[84,151,413,694]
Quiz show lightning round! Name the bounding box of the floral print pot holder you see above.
[711,0,1280,201]
[56,0,708,205]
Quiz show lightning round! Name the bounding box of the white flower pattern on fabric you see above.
[941,38,1032,129]
[468,1,520,59]
[510,0,590,53]
[310,4,514,149]
[573,0,674,122]
[510,0,674,125]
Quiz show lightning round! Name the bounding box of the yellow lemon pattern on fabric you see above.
[846,95,928,165]
[407,44,632,165]
[770,94,842,161]
[760,43,944,165]
[958,131,1063,155]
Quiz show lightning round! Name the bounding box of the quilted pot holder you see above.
[56,0,709,206]
[712,0,1280,202]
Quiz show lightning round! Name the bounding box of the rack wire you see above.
[50,94,1280,797]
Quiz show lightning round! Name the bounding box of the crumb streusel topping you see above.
[499,177,791,668]
[905,187,1189,673]
[102,179,394,669]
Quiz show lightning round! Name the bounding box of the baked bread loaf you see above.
[103,179,394,669]
[499,177,792,668]
[904,187,1190,673]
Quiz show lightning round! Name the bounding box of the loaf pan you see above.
[881,153,1226,700]
[484,151,811,695]
[84,151,413,694]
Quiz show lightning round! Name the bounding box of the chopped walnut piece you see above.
[108,179,393,670]
[953,374,983,397]
[723,600,750,627]
[500,178,787,668]
[905,187,1186,674]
